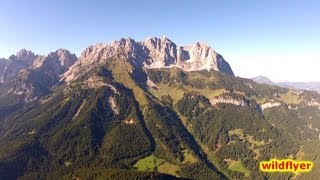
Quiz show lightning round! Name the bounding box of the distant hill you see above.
[252,76,320,93]
[277,82,320,93]
[251,76,274,85]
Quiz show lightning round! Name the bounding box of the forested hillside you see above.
[1,55,320,179]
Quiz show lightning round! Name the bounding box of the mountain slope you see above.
[63,36,233,83]
[0,57,225,179]
[0,49,78,118]
[1,37,320,179]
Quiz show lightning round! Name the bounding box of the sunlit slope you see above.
[1,58,320,179]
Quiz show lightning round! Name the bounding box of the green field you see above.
[228,161,250,176]
[279,90,303,105]
[181,149,198,164]
[157,162,181,177]
[134,155,165,171]
[134,154,182,177]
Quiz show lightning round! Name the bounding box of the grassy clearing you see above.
[149,83,228,105]
[153,83,185,104]
[134,154,181,177]
[253,149,261,159]
[64,161,72,167]
[133,155,165,171]
[182,149,198,164]
[196,88,226,99]
[247,135,267,146]
[186,71,218,84]
[279,90,303,105]
[296,145,305,160]
[157,162,181,177]
[228,161,250,176]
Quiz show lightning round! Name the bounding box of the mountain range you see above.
[1,37,320,179]
[252,76,320,93]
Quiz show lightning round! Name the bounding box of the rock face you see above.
[33,49,78,75]
[210,96,247,107]
[64,36,234,82]
[0,49,78,83]
[260,102,281,110]
[0,49,38,82]
[0,58,6,83]
[0,49,78,102]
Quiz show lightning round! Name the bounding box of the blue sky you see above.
[0,0,319,82]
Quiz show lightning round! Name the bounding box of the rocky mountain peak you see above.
[142,36,174,48]
[64,36,234,82]
[0,49,78,83]
[32,49,77,70]
[116,37,136,46]
[140,36,177,67]
[49,49,78,67]
[0,49,38,82]
[56,48,70,56]
[14,49,37,62]
[195,41,207,48]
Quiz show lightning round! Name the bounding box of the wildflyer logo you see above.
[259,159,313,173]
